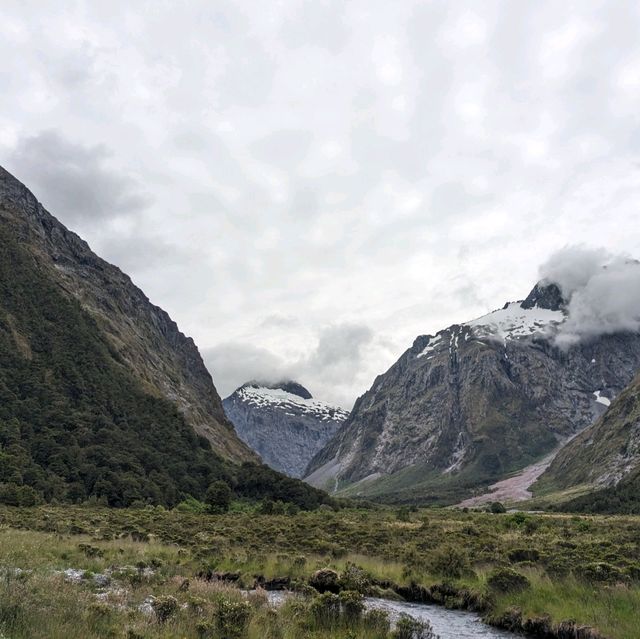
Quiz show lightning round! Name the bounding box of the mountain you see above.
[305,283,640,504]
[223,381,348,478]
[0,165,331,510]
[534,373,640,512]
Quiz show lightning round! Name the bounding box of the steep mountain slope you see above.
[534,373,640,512]
[223,382,348,477]
[0,165,252,462]
[305,283,640,503]
[0,166,341,509]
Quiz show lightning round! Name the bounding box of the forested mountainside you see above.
[536,373,640,514]
[0,166,329,510]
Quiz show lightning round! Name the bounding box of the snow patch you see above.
[465,302,565,342]
[237,386,349,422]
[416,334,443,358]
[593,390,611,407]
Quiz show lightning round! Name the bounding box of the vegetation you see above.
[0,229,331,511]
[0,505,638,638]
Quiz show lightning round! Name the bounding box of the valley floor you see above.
[0,505,638,638]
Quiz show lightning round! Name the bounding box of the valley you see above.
[0,505,639,639]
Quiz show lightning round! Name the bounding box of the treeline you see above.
[0,227,331,511]
[556,472,640,515]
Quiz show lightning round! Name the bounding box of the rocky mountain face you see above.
[0,165,253,463]
[305,284,640,503]
[536,373,640,501]
[223,382,348,478]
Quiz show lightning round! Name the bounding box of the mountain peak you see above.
[520,281,566,311]
[241,380,312,399]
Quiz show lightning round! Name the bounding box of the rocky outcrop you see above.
[223,382,348,477]
[305,283,640,502]
[0,165,253,462]
[537,373,640,494]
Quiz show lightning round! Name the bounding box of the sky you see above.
[1,1,640,409]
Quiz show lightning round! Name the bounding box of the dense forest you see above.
[0,228,330,510]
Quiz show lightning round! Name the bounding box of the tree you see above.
[205,480,233,513]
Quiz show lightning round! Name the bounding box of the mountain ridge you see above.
[0,165,254,462]
[305,283,640,503]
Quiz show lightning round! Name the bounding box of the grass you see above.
[0,505,638,638]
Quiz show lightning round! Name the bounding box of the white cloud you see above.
[540,247,640,345]
[0,1,639,406]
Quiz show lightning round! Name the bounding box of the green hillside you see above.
[0,226,328,510]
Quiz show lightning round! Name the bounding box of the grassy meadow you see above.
[0,504,638,638]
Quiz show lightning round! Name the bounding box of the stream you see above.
[262,591,522,638]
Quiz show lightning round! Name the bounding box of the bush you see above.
[309,568,340,593]
[396,506,411,522]
[486,568,531,594]
[430,545,471,579]
[309,592,341,628]
[392,613,436,639]
[339,590,365,621]
[577,562,627,584]
[339,563,370,593]
[490,502,507,514]
[206,481,233,513]
[152,595,178,623]
[213,597,251,638]
[363,608,391,634]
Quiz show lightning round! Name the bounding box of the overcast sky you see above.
[2,1,640,408]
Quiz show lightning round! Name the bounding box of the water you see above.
[259,591,522,638]
[364,597,520,638]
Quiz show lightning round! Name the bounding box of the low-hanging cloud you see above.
[540,246,640,345]
[204,322,382,409]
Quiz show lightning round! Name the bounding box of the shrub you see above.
[490,502,507,514]
[309,568,340,593]
[363,608,391,634]
[508,548,540,563]
[152,595,178,623]
[430,545,471,579]
[339,563,371,593]
[393,613,436,639]
[396,506,411,522]
[206,481,233,514]
[339,590,365,621]
[487,568,531,594]
[577,562,627,584]
[213,597,251,639]
[309,592,341,628]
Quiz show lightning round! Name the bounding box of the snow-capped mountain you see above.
[305,281,640,504]
[223,382,348,478]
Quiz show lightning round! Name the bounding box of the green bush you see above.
[392,613,436,639]
[213,597,251,639]
[430,545,471,579]
[205,481,233,513]
[486,568,531,594]
[152,595,178,623]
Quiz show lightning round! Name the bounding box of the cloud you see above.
[308,322,373,369]
[205,322,380,409]
[203,342,293,400]
[1,2,640,408]
[540,246,640,345]
[7,130,151,226]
